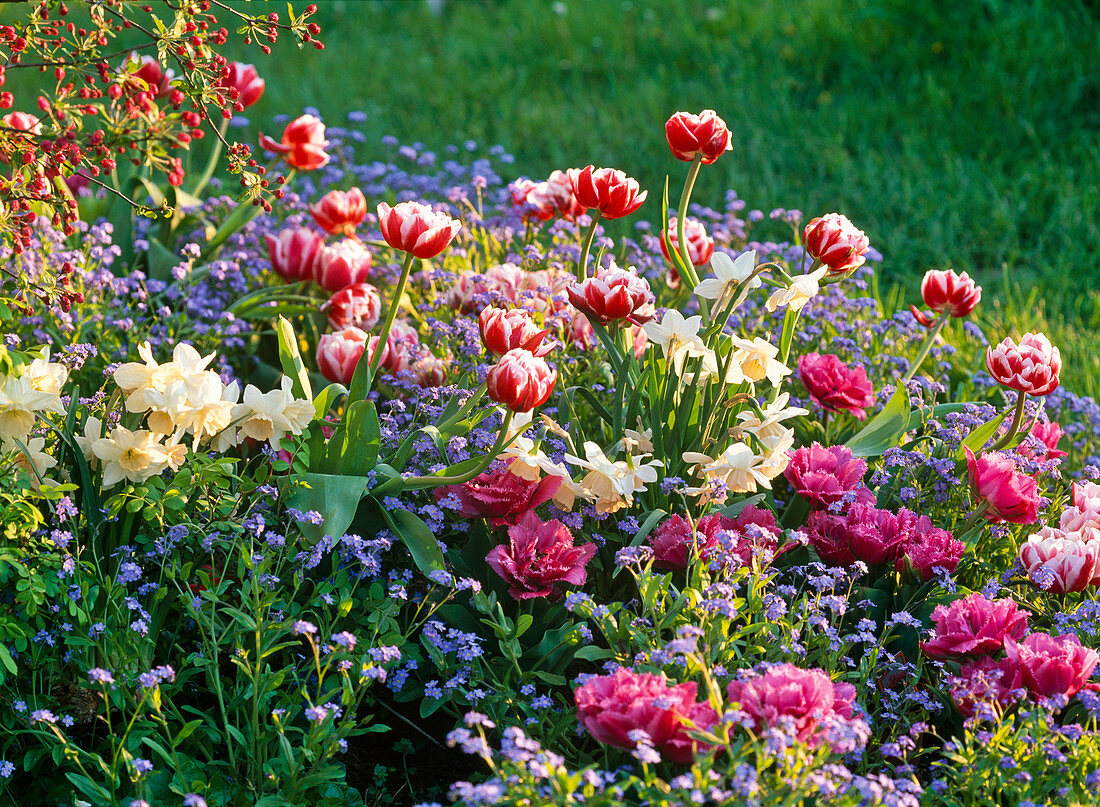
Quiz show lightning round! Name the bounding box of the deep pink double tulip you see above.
[486,512,596,600]
[570,166,648,219]
[311,188,368,236]
[377,201,461,260]
[803,213,870,275]
[567,263,655,327]
[259,114,330,171]
[986,332,1062,396]
[1005,632,1100,700]
[965,447,1040,524]
[798,353,875,421]
[920,592,1029,660]
[486,348,557,413]
[435,461,561,527]
[664,109,732,164]
[265,227,324,283]
[783,444,869,511]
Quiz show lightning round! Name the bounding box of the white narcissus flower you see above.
[736,393,809,441]
[22,348,68,413]
[684,442,773,499]
[564,441,634,514]
[765,267,828,313]
[643,310,708,375]
[234,382,294,446]
[6,436,58,488]
[622,427,653,454]
[730,337,790,386]
[74,416,102,464]
[0,375,56,441]
[694,249,759,301]
[179,371,236,448]
[113,341,163,393]
[137,378,189,435]
[279,376,315,434]
[755,428,796,480]
[92,426,170,488]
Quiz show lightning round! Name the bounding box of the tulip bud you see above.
[570,166,647,219]
[660,216,714,285]
[411,355,447,388]
[664,109,732,164]
[265,227,324,283]
[965,447,1040,524]
[986,332,1061,397]
[478,306,551,357]
[311,187,368,236]
[258,113,329,171]
[566,262,655,326]
[316,327,368,385]
[218,62,265,109]
[487,349,558,413]
[313,239,372,292]
[921,269,981,317]
[377,201,461,259]
[323,282,382,331]
[803,213,870,275]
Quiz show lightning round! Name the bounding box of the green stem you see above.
[902,310,951,381]
[577,210,602,279]
[366,250,417,383]
[675,154,710,321]
[990,392,1028,451]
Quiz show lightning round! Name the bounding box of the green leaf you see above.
[532,670,568,686]
[313,382,346,419]
[341,400,381,475]
[379,507,446,576]
[281,473,371,543]
[846,384,912,458]
[0,644,15,675]
[956,406,1012,460]
[276,316,312,401]
[574,645,614,662]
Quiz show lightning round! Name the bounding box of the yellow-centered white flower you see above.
[0,375,56,441]
[694,250,760,302]
[643,310,709,375]
[730,337,791,386]
[22,349,68,412]
[683,442,773,498]
[765,267,828,313]
[6,436,58,487]
[92,426,170,488]
[736,393,809,441]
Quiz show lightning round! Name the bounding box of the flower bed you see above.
[2,72,1100,806]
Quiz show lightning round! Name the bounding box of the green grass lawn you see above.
[230,0,1097,391]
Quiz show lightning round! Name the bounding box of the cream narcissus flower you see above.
[643,309,708,374]
[736,393,809,441]
[75,416,102,464]
[765,267,828,313]
[564,441,634,514]
[694,249,760,303]
[138,379,189,434]
[179,372,236,448]
[756,429,796,480]
[6,436,58,488]
[684,442,773,500]
[0,375,57,441]
[230,376,314,449]
[279,377,315,434]
[91,426,170,488]
[730,337,790,386]
[22,349,68,412]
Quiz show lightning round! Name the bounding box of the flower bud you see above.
[920,269,981,317]
[478,306,551,357]
[570,166,647,219]
[218,62,265,109]
[311,188,368,236]
[664,109,732,164]
[323,282,382,331]
[486,349,557,412]
[986,332,1061,397]
[377,201,461,259]
[316,327,367,385]
[803,213,870,275]
[965,447,1040,524]
[265,227,324,283]
[313,239,372,292]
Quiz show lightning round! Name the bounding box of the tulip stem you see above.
[990,392,1028,451]
[901,310,951,381]
[577,210,602,280]
[364,250,417,391]
[675,154,708,320]
[402,410,514,490]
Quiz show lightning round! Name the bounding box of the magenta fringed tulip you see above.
[986,332,1062,396]
[803,213,870,275]
[783,443,868,510]
[311,188,368,236]
[377,201,461,260]
[570,166,648,219]
[486,349,557,413]
[434,461,561,527]
[798,352,875,420]
[485,511,596,600]
[664,109,732,164]
[920,592,1028,660]
[265,227,324,283]
[1005,632,1100,700]
[965,447,1040,524]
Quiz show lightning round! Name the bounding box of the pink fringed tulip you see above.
[920,268,982,317]
[899,518,965,581]
[650,507,780,571]
[377,201,461,260]
[315,327,368,385]
[965,447,1040,524]
[803,213,870,275]
[265,227,324,283]
[311,188,368,236]
[1019,531,1098,593]
[806,505,908,568]
[323,282,382,331]
[783,443,868,510]
[575,668,718,764]
[478,307,551,357]
[486,349,557,413]
[435,461,561,527]
[567,263,655,326]
[1028,421,1068,461]
[1006,632,1100,700]
[218,62,265,109]
[986,332,1062,396]
[570,166,648,219]
[920,593,1028,660]
[949,656,1024,717]
[258,114,330,171]
[798,353,875,421]
[664,109,732,164]
[313,240,372,292]
[486,511,596,600]
[726,664,863,752]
